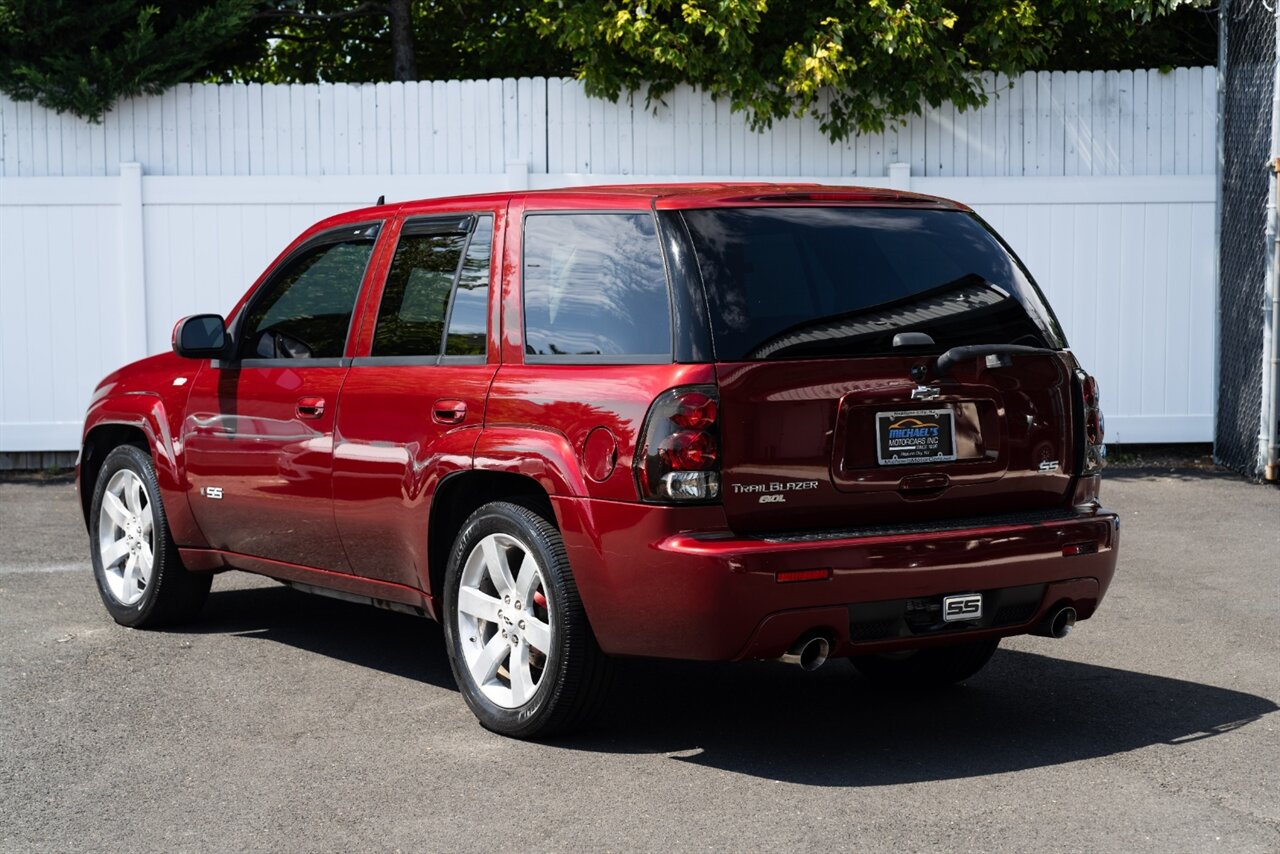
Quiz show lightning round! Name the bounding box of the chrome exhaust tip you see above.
[779,635,831,671]
[1050,606,1077,638]
[1033,605,1078,639]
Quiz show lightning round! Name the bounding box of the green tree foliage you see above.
[533,0,1215,141]
[0,0,1214,138]
[0,0,257,121]
[221,1,569,84]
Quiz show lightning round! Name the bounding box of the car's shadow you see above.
[189,583,1278,788]
[184,583,458,690]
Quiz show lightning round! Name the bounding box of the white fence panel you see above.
[0,188,125,450]
[0,70,1215,178]
[0,69,1219,451]
[0,169,1214,451]
[964,179,1217,443]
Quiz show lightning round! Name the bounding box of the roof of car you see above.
[322,182,967,230]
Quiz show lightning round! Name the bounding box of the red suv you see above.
[78,184,1117,737]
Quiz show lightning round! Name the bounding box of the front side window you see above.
[238,232,376,360]
[522,213,672,361]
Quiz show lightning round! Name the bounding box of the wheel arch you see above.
[426,470,554,610]
[78,394,204,547]
[79,422,151,524]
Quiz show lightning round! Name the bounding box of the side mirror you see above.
[173,314,230,359]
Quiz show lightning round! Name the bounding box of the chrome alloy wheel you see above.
[456,533,553,708]
[96,468,155,607]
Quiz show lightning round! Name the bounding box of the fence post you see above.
[119,162,148,362]
[887,162,912,190]
[506,161,530,190]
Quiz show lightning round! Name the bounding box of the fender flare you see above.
[470,426,589,498]
[80,393,205,548]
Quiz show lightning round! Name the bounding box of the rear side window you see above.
[445,215,493,356]
[522,213,672,361]
[373,233,466,357]
[679,207,1067,361]
[372,215,493,359]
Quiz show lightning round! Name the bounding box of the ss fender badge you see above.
[1038,459,1060,473]
[942,593,983,622]
[200,486,224,500]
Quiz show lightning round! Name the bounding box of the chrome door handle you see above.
[296,397,326,419]
[433,399,467,425]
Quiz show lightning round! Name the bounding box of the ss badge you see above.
[942,593,983,623]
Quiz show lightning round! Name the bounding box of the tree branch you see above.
[254,2,389,25]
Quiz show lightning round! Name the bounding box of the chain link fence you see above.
[1216,0,1275,479]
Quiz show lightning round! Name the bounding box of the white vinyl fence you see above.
[0,69,1218,452]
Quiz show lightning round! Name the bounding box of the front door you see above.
[184,223,382,572]
[333,212,499,590]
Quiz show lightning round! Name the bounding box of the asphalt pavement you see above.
[1,471,1277,852]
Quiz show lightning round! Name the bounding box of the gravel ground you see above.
[1,471,1277,852]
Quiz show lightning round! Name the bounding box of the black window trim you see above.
[218,220,383,369]
[519,208,676,366]
[356,212,493,366]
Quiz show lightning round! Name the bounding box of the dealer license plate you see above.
[875,408,958,466]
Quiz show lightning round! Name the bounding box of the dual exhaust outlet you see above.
[1032,604,1078,639]
[777,604,1078,670]
[778,635,831,671]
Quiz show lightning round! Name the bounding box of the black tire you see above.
[442,499,612,738]
[89,444,211,628]
[850,637,1000,689]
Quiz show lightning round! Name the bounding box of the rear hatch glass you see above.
[674,206,1078,534]
[680,206,1065,360]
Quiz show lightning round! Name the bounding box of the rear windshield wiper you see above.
[929,344,1059,379]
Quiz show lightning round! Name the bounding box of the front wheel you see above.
[850,637,1000,689]
[442,500,611,738]
[89,444,211,627]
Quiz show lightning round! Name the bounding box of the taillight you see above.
[1078,371,1106,473]
[636,385,720,502]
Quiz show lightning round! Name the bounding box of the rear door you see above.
[669,204,1079,534]
[332,212,500,590]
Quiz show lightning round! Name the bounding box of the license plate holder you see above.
[875,408,957,466]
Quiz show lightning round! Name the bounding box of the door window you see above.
[238,231,377,361]
[444,216,494,356]
[371,215,494,359]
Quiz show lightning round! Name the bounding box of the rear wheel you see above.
[850,637,1000,688]
[89,444,210,627]
[442,500,611,738]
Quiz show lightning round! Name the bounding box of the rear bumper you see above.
[554,498,1119,661]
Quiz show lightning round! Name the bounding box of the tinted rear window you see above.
[522,213,672,361]
[680,207,1066,361]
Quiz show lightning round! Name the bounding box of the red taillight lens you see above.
[671,392,718,431]
[659,430,718,470]
[1082,375,1099,407]
[637,385,721,503]
[1086,410,1105,446]
[1077,371,1106,473]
